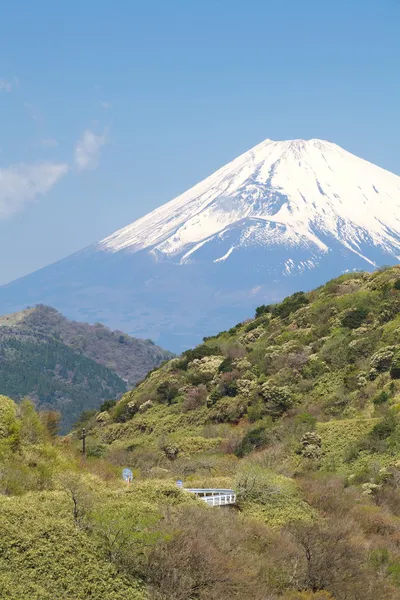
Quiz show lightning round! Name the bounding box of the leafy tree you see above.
[255,304,271,318]
[272,292,309,319]
[235,426,269,457]
[99,399,117,412]
[341,308,369,329]
[156,381,179,405]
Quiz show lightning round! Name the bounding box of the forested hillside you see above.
[0,305,173,432]
[0,305,173,385]
[78,265,400,598]
[4,268,400,598]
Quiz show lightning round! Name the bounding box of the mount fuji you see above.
[1,138,400,351]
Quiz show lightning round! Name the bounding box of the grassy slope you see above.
[4,268,400,598]
[86,266,400,522]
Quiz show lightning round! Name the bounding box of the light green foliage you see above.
[0,492,146,600]
[317,418,377,470]
[235,464,313,526]
[7,269,400,597]
[0,395,17,440]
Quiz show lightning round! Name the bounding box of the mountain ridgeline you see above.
[0,305,173,431]
[1,138,400,351]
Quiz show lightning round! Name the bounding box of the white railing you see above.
[201,494,236,506]
[184,488,237,506]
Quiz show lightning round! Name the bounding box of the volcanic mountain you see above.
[1,138,400,351]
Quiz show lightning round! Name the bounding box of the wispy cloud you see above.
[75,129,107,171]
[0,77,19,93]
[0,162,68,220]
[101,101,111,109]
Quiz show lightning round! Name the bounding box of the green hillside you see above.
[4,268,400,598]
[0,304,174,386]
[0,305,173,432]
[79,266,400,597]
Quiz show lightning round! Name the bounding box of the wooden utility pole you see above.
[82,428,86,457]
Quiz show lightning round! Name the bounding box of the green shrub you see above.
[370,347,395,372]
[182,344,221,363]
[208,397,248,423]
[370,415,397,441]
[217,357,234,373]
[235,426,269,457]
[156,381,179,405]
[260,384,293,418]
[340,308,369,329]
[255,304,271,318]
[390,352,400,379]
[99,399,117,412]
[272,292,309,319]
[373,391,390,405]
[393,279,400,290]
[206,390,222,407]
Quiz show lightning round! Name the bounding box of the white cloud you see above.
[75,129,107,171]
[0,162,68,220]
[0,77,19,93]
[101,101,111,109]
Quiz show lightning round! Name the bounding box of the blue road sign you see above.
[176,480,183,488]
[122,468,133,482]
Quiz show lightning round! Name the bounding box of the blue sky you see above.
[0,0,399,284]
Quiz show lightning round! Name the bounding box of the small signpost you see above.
[122,468,133,486]
[176,480,183,488]
[81,428,86,457]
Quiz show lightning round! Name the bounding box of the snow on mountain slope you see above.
[1,138,400,351]
[99,139,400,268]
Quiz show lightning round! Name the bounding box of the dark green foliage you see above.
[227,324,241,335]
[235,426,269,457]
[370,415,397,441]
[21,305,174,385]
[187,371,214,385]
[182,344,221,362]
[0,336,126,433]
[272,291,309,319]
[206,390,221,406]
[156,381,179,405]
[176,344,222,370]
[221,381,238,397]
[255,304,271,318]
[218,357,234,373]
[173,358,189,371]
[390,353,400,379]
[341,307,369,329]
[244,320,260,332]
[99,399,117,412]
[0,305,174,432]
[393,279,400,290]
[373,391,390,405]
[86,442,107,458]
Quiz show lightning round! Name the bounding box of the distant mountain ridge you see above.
[1,138,399,351]
[0,305,173,431]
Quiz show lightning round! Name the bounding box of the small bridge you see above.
[184,488,237,507]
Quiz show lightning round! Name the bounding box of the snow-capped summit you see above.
[1,138,400,351]
[98,138,400,270]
